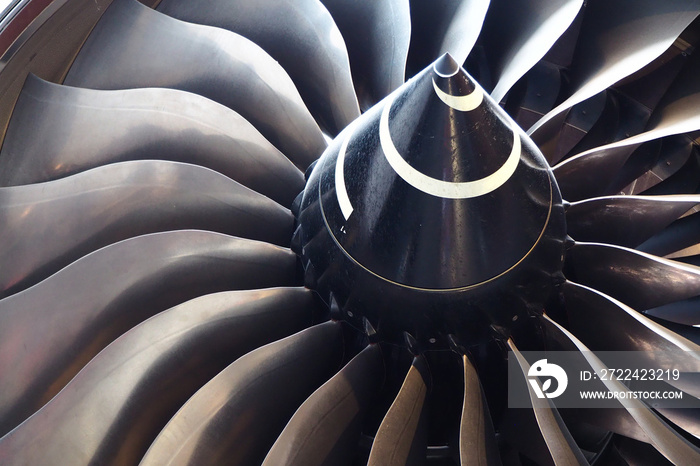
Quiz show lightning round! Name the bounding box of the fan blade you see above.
[141,320,342,466]
[553,47,700,201]
[645,296,700,326]
[529,1,700,145]
[319,0,410,110]
[543,313,700,464]
[638,211,700,257]
[0,160,293,296]
[484,0,583,103]
[565,195,700,247]
[506,339,590,466]
[262,344,384,466]
[0,75,304,206]
[64,0,326,169]
[565,242,700,310]
[0,231,299,437]
[407,0,490,77]
[459,354,501,466]
[562,281,700,397]
[0,288,319,465]
[368,356,429,466]
[156,0,359,136]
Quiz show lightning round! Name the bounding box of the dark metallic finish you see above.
[141,321,343,466]
[645,296,700,326]
[64,0,326,169]
[0,288,317,465]
[156,0,360,136]
[320,0,410,110]
[529,0,700,146]
[565,242,700,311]
[562,281,700,398]
[0,230,299,437]
[507,339,590,466]
[0,160,293,296]
[459,354,501,466]
[542,314,700,464]
[0,74,304,206]
[406,0,489,77]
[620,137,693,195]
[566,195,700,247]
[482,0,583,102]
[262,344,384,466]
[298,55,566,344]
[368,357,429,466]
[638,210,700,257]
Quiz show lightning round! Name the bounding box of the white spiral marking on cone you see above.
[432,77,483,111]
[380,92,521,199]
[335,125,354,220]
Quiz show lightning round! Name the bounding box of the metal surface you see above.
[0,287,317,465]
[0,230,299,437]
[0,74,304,206]
[262,344,384,466]
[367,357,429,466]
[157,0,360,136]
[565,195,700,247]
[319,0,410,110]
[141,321,343,466]
[565,241,700,310]
[0,160,293,296]
[459,354,501,466]
[64,0,326,169]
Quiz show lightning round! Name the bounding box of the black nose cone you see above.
[298,53,566,344]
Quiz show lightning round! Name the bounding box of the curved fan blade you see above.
[506,339,590,466]
[319,0,410,110]
[638,210,700,257]
[0,74,304,205]
[565,242,700,310]
[368,356,429,466]
[0,160,292,295]
[406,0,490,77]
[459,354,501,466]
[542,314,700,464]
[64,0,326,169]
[483,0,583,102]
[562,281,700,397]
[156,0,360,136]
[565,195,700,247]
[529,1,700,144]
[0,288,319,465]
[0,230,298,437]
[262,343,384,466]
[142,320,343,466]
[646,296,700,326]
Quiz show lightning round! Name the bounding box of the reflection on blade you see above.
[0,160,293,296]
[566,195,700,247]
[0,288,318,465]
[263,344,384,466]
[142,321,343,466]
[459,354,501,466]
[406,0,490,76]
[529,0,700,143]
[484,0,583,102]
[542,314,700,464]
[0,231,299,437]
[368,357,429,466]
[507,339,590,466]
[320,0,410,109]
[565,242,700,310]
[64,0,326,169]
[0,75,304,206]
[562,281,700,397]
[157,0,360,136]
